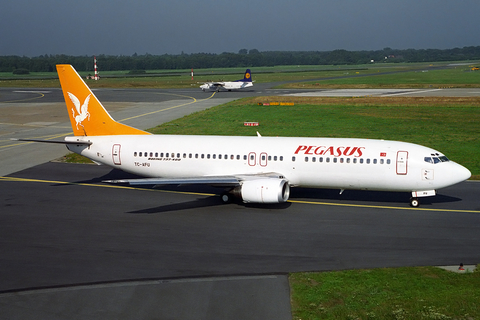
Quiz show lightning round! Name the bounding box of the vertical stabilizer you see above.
[237,69,252,82]
[56,64,150,136]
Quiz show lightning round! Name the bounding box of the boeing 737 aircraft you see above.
[200,69,253,91]
[17,65,471,207]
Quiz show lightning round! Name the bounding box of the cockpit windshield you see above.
[424,155,449,164]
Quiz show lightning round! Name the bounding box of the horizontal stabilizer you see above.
[11,138,92,145]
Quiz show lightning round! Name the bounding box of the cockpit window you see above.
[424,156,449,164]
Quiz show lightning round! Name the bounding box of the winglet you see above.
[56,65,151,136]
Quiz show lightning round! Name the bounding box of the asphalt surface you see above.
[1,161,479,292]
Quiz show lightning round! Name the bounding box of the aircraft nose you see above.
[452,162,471,183]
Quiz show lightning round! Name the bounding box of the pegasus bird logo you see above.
[68,92,91,129]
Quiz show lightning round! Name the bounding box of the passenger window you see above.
[353,158,357,164]
[312,157,316,162]
[387,159,391,164]
[346,158,350,163]
[134,152,138,157]
[366,159,370,164]
[333,158,337,163]
[326,158,330,163]
[305,157,308,162]
[340,158,344,163]
[201,154,205,159]
[213,154,216,159]
[380,159,384,164]
[280,156,283,161]
[319,157,323,163]
[373,159,377,164]
[243,155,247,160]
[292,156,296,162]
[360,159,364,164]
[207,154,211,159]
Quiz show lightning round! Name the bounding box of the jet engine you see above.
[232,179,290,203]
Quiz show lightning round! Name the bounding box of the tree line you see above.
[1,46,480,73]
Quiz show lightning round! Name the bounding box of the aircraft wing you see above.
[104,172,286,187]
[104,176,240,187]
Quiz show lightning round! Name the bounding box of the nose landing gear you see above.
[410,197,419,207]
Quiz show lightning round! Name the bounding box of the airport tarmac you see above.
[1,86,479,319]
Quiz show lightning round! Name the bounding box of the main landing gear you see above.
[221,192,233,204]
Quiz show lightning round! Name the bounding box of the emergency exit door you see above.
[396,151,408,175]
[112,144,121,165]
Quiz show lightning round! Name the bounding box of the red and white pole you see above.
[94,56,99,80]
[191,68,194,80]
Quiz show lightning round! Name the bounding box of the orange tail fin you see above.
[57,64,151,136]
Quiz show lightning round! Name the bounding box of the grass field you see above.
[281,67,480,89]
[2,62,479,88]
[290,266,480,320]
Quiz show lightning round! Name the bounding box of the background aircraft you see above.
[200,69,253,91]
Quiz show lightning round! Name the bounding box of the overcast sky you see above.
[2,0,479,57]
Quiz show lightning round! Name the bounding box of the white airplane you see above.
[200,69,253,91]
[17,65,471,207]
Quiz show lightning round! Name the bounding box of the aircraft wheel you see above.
[410,197,420,207]
[221,192,233,204]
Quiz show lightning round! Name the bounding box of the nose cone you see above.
[451,162,471,184]
[458,164,472,181]
[435,162,471,190]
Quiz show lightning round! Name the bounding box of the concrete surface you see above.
[0,275,291,320]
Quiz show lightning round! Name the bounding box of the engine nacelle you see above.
[235,179,290,203]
